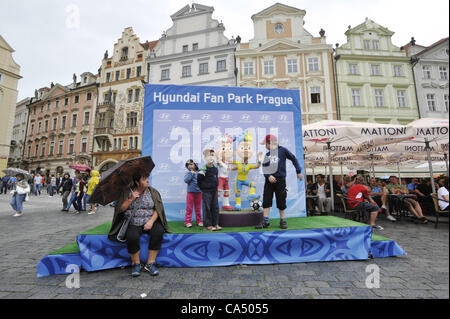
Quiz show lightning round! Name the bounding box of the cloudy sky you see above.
[1,0,448,101]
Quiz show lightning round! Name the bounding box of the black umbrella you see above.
[89,156,155,206]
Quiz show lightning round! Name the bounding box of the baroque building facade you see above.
[235,3,337,124]
[148,3,236,87]
[0,35,21,174]
[93,27,157,173]
[24,73,98,175]
[8,97,31,169]
[334,18,419,124]
[403,37,449,118]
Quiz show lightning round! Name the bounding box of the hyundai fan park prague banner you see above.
[143,84,306,221]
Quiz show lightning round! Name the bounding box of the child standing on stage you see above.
[184,160,203,228]
[197,149,222,231]
[257,134,303,230]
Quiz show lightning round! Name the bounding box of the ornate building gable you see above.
[111,27,146,66]
[340,18,400,54]
[153,3,228,57]
[248,3,314,48]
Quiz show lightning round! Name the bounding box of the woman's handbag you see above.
[116,190,140,243]
[117,215,131,243]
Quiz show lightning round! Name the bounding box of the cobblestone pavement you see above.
[0,193,448,299]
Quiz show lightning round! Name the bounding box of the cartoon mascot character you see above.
[215,133,234,211]
[232,130,262,211]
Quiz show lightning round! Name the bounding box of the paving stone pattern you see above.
[0,193,448,299]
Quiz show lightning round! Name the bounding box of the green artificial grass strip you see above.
[371,234,393,242]
[80,222,112,235]
[48,242,80,255]
[79,216,369,236]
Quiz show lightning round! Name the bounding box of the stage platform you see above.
[37,216,406,278]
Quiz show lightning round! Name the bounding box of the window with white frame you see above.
[351,89,362,106]
[439,66,448,80]
[243,62,254,76]
[287,59,298,73]
[263,60,274,75]
[371,64,381,76]
[216,60,226,72]
[81,138,87,153]
[394,65,403,77]
[84,112,90,125]
[310,87,321,104]
[58,140,63,155]
[182,65,192,77]
[71,114,77,127]
[364,40,371,50]
[397,90,407,108]
[134,89,140,102]
[444,94,449,112]
[375,89,384,107]
[127,89,133,103]
[426,94,436,111]
[199,63,208,75]
[423,65,432,79]
[349,64,358,75]
[308,57,319,72]
[161,69,170,80]
[372,40,379,50]
[182,45,188,53]
[69,139,74,154]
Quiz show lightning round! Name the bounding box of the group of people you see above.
[4,168,101,217]
[106,134,303,277]
[182,134,303,231]
[60,169,100,214]
[306,173,450,229]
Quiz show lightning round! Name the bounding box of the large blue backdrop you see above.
[143,84,306,221]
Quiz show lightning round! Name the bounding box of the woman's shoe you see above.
[131,263,141,277]
[197,222,204,227]
[214,225,222,231]
[143,263,159,276]
[13,212,23,217]
[205,226,214,231]
[185,223,192,228]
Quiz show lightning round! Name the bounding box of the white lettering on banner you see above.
[152,91,295,107]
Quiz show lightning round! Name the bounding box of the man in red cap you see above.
[256,134,303,229]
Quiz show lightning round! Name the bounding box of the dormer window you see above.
[122,47,128,57]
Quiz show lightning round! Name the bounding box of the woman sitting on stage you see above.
[108,172,170,277]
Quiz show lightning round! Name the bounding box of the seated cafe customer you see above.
[437,177,449,211]
[347,175,383,231]
[387,176,428,224]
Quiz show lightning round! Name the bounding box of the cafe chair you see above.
[430,193,449,229]
[336,194,368,223]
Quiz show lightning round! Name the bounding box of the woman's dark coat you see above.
[108,186,171,242]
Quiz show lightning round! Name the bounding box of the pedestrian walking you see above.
[86,170,100,214]
[82,170,91,211]
[34,173,43,196]
[55,174,61,194]
[1,175,10,194]
[64,170,80,212]
[59,173,73,211]
[10,174,30,217]
[72,174,86,214]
